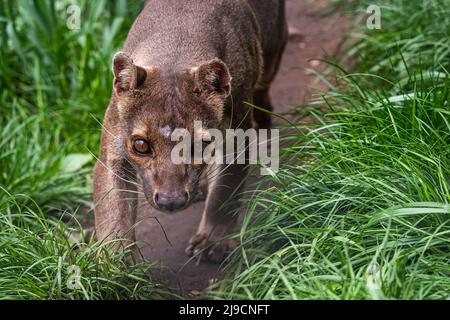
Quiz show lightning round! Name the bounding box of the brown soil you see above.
[134,0,350,298]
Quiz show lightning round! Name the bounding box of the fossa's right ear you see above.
[192,58,232,98]
[112,52,147,94]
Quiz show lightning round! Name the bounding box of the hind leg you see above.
[253,88,273,129]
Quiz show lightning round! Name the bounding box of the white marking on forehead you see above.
[159,125,172,138]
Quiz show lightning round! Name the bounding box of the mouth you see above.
[149,200,191,213]
[142,179,198,213]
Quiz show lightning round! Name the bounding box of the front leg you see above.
[93,158,138,249]
[186,163,247,262]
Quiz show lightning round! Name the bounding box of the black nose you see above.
[154,190,188,211]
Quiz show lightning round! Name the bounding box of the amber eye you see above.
[132,138,152,156]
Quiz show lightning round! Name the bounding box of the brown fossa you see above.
[93,0,287,262]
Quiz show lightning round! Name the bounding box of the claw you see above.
[185,233,236,263]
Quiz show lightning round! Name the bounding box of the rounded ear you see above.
[112,52,147,94]
[193,58,232,97]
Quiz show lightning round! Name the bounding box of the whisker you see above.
[91,114,118,140]
[113,188,145,195]
[90,152,144,191]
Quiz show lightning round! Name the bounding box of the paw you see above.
[185,232,236,263]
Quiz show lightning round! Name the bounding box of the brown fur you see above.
[93,0,287,261]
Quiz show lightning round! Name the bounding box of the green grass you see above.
[214,0,450,299]
[1,0,449,300]
[0,195,167,299]
[0,0,142,150]
[0,0,170,299]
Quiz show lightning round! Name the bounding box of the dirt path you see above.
[135,0,350,297]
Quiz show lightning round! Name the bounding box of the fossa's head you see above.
[111,52,231,212]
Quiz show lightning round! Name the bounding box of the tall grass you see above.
[214,0,450,299]
[0,195,168,299]
[0,0,143,149]
[0,0,170,299]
